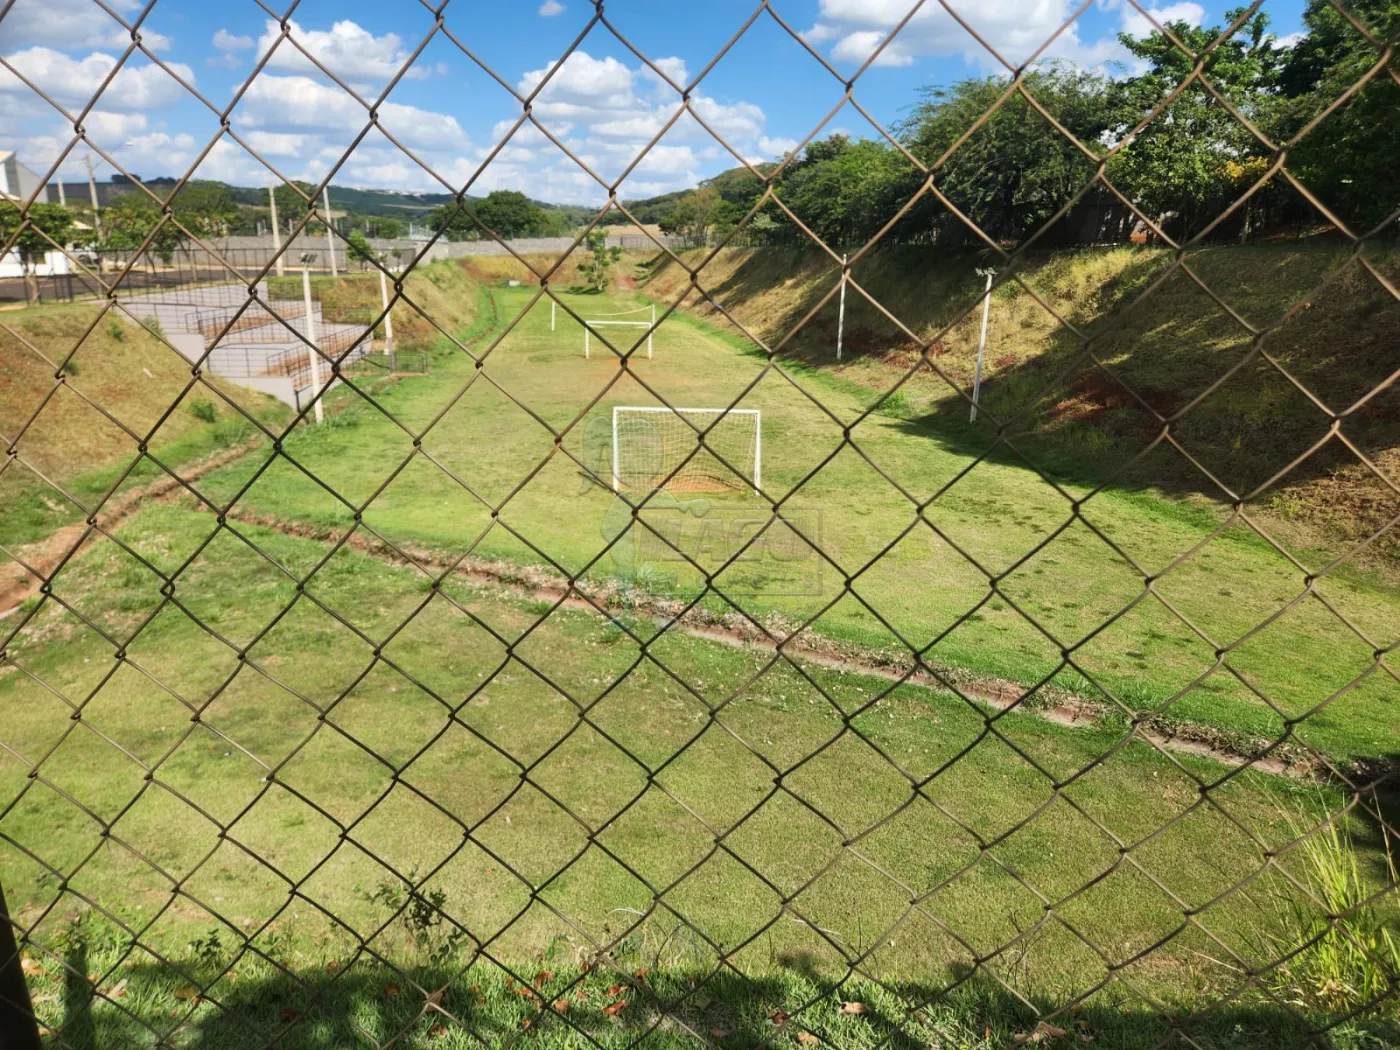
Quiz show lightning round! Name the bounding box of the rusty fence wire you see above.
[1,1,1399,1048]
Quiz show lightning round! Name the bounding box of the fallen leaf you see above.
[797,1032,820,1044]
[384,984,401,999]
[107,979,128,999]
[1041,1024,1068,1038]
[279,1008,296,1024]
[468,984,480,993]
[839,1002,867,1015]
[602,1000,628,1017]
[428,1022,449,1039]
[519,1018,532,1030]
[770,1009,789,1026]
[173,985,200,1004]
[1079,1036,1096,1044]
[513,986,538,1001]
[534,970,554,987]
[20,955,42,976]
[575,989,587,1002]
[553,999,571,1013]
[505,975,515,987]
[709,1028,730,1039]
[633,968,649,980]
[608,984,627,997]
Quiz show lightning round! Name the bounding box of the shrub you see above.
[186,397,217,424]
[142,316,165,339]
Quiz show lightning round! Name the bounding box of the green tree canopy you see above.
[432,191,554,241]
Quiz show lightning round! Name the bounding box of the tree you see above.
[101,197,186,264]
[347,230,376,269]
[659,187,721,247]
[1107,9,1290,238]
[0,202,76,303]
[432,191,552,241]
[577,229,623,293]
[273,180,318,232]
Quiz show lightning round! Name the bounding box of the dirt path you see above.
[0,443,256,620]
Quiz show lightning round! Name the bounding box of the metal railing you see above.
[0,2,1397,1049]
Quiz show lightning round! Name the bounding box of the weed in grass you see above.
[212,415,251,448]
[187,397,217,424]
[1268,809,1400,1018]
[107,319,125,342]
[141,315,164,339]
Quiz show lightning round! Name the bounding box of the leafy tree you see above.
[577,229,623,293]
[0,202,76,302]
[273,180,318,225]
[899,66,1117,244]
[1274,0,1400,230]
[432,191,553,241]
[775,136,914,248]
[659,187,722,246]
[101,197,186,263]
[1107,9,1290,237]
[172,180,240,239]
[347,230,376,268]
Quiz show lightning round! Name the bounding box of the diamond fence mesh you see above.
[0,1,1398,1048]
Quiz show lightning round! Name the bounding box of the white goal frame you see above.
[584,304,656,360]
[612,406,761,495]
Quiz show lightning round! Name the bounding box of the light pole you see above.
[268,185,284,277]
[300,253,325,425]
[322,186,338,278]
[970,267,996,423]
[378,254,394,357]
[836,253,848,362]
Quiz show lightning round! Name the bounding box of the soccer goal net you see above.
[612,407,761,494]
[583,304,655,359]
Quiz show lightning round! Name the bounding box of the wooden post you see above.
[0,880,44,1050]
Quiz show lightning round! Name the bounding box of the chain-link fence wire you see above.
[1,0,1398,1047]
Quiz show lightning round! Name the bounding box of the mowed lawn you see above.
[1,500,1390,1048]
[177,281,1400,765]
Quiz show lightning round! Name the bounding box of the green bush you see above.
[187,397,217,424]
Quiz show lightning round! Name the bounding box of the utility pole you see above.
[268,185,284,277]
[55,179,65,206]
[301,256,325,424]
[970,267,996,423]
[836,253,848,362]
[323,186,337,278]
[83,154,101,245]
[378,256,394,356]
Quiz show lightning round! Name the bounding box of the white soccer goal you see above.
[584,303,656,359]
[612,407,761,495]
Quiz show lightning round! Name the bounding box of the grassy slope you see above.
[0,306,290,547]
[180,264,1398,765]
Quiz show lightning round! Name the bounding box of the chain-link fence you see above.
[1,1,1398,1048]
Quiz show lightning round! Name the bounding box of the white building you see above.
[1,150,72,279]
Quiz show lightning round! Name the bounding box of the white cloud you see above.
[758,136,799,157]
[0,0,169,52]
[213,29,254,51]
[0,48,194,111]
[237,75,468,152]
[1121,3,1206,40]
[539,0,566,15]
[255,18,434,83]
[805,0,1205,72]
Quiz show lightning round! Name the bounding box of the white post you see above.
[754,412,762,496]
[611,408,620,493]
[971,268,995,423]
[585,325,590,360]
[379,265,394,356]
[551,299,556,332]
[268,186,284,277]
[323,186,337,278]
[301,264,325,425]
[648,302,655,360]
[837,254,848,362]
[56,179,66,206]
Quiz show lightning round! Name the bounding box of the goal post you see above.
[612,407,761,495]
[583,303,656,360]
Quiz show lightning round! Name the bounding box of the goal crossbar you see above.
[584,304,656,359]
[611,406,761,495]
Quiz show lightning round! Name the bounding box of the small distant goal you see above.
[581,303,655,359]
[612,407,761,495]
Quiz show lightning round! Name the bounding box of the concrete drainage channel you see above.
[116,282,374,408]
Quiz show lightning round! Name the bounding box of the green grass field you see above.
[2,260,1397,1047]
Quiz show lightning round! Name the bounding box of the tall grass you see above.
[1272,807,1400,1017]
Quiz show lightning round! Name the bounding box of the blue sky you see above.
[0,0,1308,206]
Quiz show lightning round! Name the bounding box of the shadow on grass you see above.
[32,952,1400,1050]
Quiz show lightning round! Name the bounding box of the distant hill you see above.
[607,164,773,226]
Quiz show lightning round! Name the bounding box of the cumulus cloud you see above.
[539,1,566,15]
[0,0,169,52]
[255,18,436,83]
[805,0,1205,72]
[213,29,254,51]
[237,74,469,151]
[0,48,195,111]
